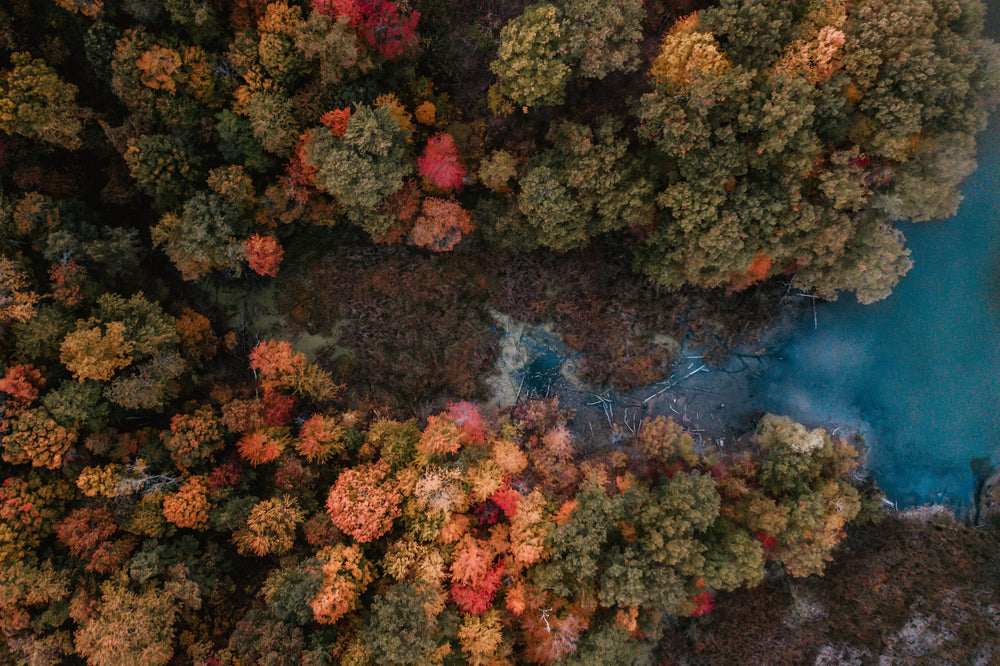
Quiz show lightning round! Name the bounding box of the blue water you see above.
[752,123,1000,508]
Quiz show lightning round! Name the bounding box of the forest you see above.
[1,0,999,663]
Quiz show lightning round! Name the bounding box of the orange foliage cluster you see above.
[174,308,218,365]
[2,409,76,469]
[237,430,288,466]
[296,413,346,462]
[262,388,297,426]
[136,45,183,93]
[418,413,464,456]
[0,256,38,324]
[162,476,210,530]
[49,259,85,306]
[325,460,402,542]
[449,535,506,614]
[0,364,43,405]
[244,234,284,277]
[55,506,136,574]
[249,340,306,383]
[233,495,304,556]
[729,251,773,292]
[163,406,226,470]
[319,108,352,136]
[60,322,134,382]
[310,543,375,624]
[221,397,267,434]
[410,197,474,251]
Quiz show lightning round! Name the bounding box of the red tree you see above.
[417,133,466,191]
[313,0,419,58]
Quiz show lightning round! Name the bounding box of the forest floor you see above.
[484,285,864,466]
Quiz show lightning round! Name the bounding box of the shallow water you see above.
[750,123,1000,508]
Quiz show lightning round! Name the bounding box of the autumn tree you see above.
[163,406,226,471]
[310,543,375,624]
[293,9,371,86]
[60,322,134,382]
[0,363,43,405]
[417,133,465,191]
[0,558,72,641]
[291,413,343,462]
[55,506,136,574]
[0,256,39,325]
[409,197,474,251]
[0,474,75,562]
[2,407,77,469]
[162,476,210,530]
[58,293,184,410]
[315,0,420,59]
[74,580,176,666]
[249,339,339,401]
[174,307,218,366]
[244,233,284,277]
[326,460,402,542]
[233,495,304,556]
[237,429,290,466]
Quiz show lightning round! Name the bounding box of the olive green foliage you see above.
[263,559,323,626]
[151,191,247,281]
[750,414,862,577]
[491,4,572,108]
[14,304,74,363]
[562,0,645,79]
[42,380,110,433]
[491,0,646,108]
[247,92,301,158]
[0,52,87,150]
[293,12,370,86]
[215,109,275,173]
[362,581,439,665]
[123,134,203,209]
[489,119,655,251]
[633,0,999,300]
[305,104,412,237]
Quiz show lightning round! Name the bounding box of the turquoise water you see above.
[752,122,1000,508]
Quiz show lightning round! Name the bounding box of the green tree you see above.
[362,581,439,665]
[263,558,323,625]
[632,0,999,300]
[0,52,88,150]
[305,104,412,238]
[150,191,247,281]
[215,109,275,173]
[492,119,655,252]
[491,4,572,108]
[123,134,203,209]
[562,0,645,79]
